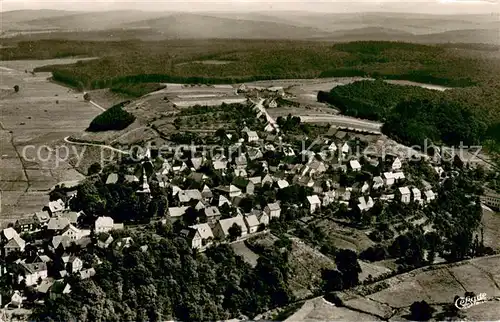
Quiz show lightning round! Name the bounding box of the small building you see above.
[44,199,65,216]
[244,214,260,234]
[372,176,384,190]
[202,206,221,225]
[361,182,370,194]
[33,211,50,226]
[47,217,71,231]
[276,179,289,190]
[261,174,274,186]
[15,217,37,232]
[105,173,119,184]
[233,177,255,195]
[268,100,278,108]
[398,187,411,204]
[412,187,422,204]
[264,202,281,219]
[341,142,350,155]
[97,233,114,249]
[424,190,437,203]
[391,157,402,171]
[307,195,321,214]
[234,155,248,170]
[67,256,83,273]
[358,196,374,212]
[18,262,48,286]
[168,206,189,222]
[349,160,362,172]
[3,235,26,257]
[383,172,395,187]
[79,268,96,280]
[246,131,259,143]
[213,215,248,240]
[95,216,114,234]
[183,223,214,250]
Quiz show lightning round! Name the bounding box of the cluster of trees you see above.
[319,80,500,148]
[110,82,166,97]
[31,227,294,321]
[87,101,136,132]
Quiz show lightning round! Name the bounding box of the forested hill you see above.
[318,80,500,149]
[1,40,497,91]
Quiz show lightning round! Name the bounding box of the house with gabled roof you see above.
[105,173,119,184]
[44,199,65,216]
[244,214,260,234]
[182,223,214,249]
[412,187,422,204]
[95,216,114,234]
[97,233,114,249]
[307,195,321,214]
[264,202,281,219]
[33,211,50,226]
[246,131,259,143]
[233,177,255,195]
[349,160,361,172]
[202,206,221,225]
[18,262,48,286]
[247,148,264,161]
[358,196,374,212]
[213,215,248,240]
[234,155,248,169]
[392,157,402,171]
[398,187,411,204]
[3,235,26,257]
[424,190,436,203]
[249,176,262,185]
[168,206,189,222]
[372,176,384,190]
[201,185,213,199]
[47,217,70,231]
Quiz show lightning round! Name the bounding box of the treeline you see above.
[110,82,166,97]
[87,101,135,132]
[318,80,500,147]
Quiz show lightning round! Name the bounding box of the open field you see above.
[288,255,500,321]
[0,58,100,225]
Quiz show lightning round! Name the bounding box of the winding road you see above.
[63,136,130,154]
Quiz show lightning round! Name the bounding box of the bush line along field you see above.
[318,80,500,149]
[1,40,498,91]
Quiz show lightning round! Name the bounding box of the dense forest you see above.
[30,228,294,321]
[87,101,136,132]
[1,40,496,90]
[318,80,500,148]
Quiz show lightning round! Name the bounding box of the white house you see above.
[373,176,384,190]
[424,190,436,203]
[246,131,259,143]
[95,216,114,234]
[398,187,411,204]
[383,172,395,186]
[341,142,350,155]
[264,202,281,219]
[412,187,422,204]
[391,157,402,171]
[184,223,214,249]
[361,182,370,194]
[350,160,361,172]
[213,215,248,240]
[244,215,260,234]
[358,196,374,212]
[268,100,278,108]
[307,195,321,214]
[18,262,48,286]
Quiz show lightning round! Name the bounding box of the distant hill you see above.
[120,13,330,39]
[1,10,498,44]
[20,10,167,31]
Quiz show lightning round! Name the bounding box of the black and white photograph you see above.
[0,0,499,320]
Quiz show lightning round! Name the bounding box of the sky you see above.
[1,0,499,14]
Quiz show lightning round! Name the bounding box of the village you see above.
[0,87,461,316]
